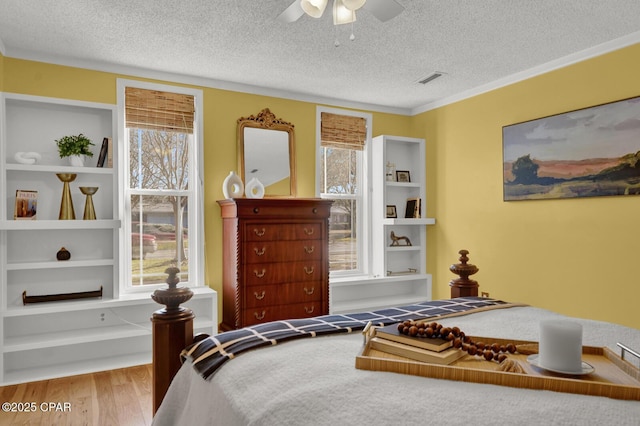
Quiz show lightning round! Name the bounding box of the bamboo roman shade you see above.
[320,112,366,151]
[125,87,195,133]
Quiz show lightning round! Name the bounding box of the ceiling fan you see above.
[277,0,404,25]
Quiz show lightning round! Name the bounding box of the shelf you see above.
[386,181,421,188]
[331,294,432,314]
[331,274,431,288]
[7,259,115,270]
[386,245,421,252]
[0,219,121,230]
[3,318,215,352]
[382,218,436,226]
[1,286,216,316]
[5,163,114,174]
[1,352,152,386]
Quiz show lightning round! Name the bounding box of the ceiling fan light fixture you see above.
[333,0,356,25]
[301,0,329,18]
[342,0,366,11]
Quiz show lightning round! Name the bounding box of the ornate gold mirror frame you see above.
[237,108,297,197]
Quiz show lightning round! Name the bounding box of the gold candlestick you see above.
[79,186,98,220]
[56,173,77,220]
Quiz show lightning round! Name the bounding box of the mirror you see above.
[237,108,296,197]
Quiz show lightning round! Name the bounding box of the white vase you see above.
[222,171,244,199]
[68,155,85,167]
[245,177,265,199]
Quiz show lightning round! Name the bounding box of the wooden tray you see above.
[356,335,640,400]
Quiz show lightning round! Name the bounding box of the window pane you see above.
[129,128,189,190]
[130,194,189,286]
[321,146,361,273]
[329,199,358,271]
[322,147,358,195]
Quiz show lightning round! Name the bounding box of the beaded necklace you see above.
[397,320,518,363]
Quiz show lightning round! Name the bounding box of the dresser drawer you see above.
[232,200,332,219]
[244,282,322,308]
[243,301,323,326]
[245,223,322,242]
[244,241,322,263]
[244,261,323,285]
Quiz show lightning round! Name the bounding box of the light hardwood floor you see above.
[0,364,153,426]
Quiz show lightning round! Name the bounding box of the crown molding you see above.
[3,31,639,118]
[411,31,640,116]
[2,47,411,116]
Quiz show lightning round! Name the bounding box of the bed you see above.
[152,297,640,425]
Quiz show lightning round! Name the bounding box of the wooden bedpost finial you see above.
[151,267,194,316]
[449,249,479,298]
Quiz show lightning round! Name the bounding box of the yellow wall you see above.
[413,43,640,329]
[3,43,639,329]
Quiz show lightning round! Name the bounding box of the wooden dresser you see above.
[217,198,333,331]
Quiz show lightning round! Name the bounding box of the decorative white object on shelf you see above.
[14,151,42,165]
[245,177,265,199]
[68,155,85,167]
[222,171,244,199]
[386,161,396,181]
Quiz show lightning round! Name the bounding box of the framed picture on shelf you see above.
[405,197,421,218]
[396,170,411,182]
[386,205,397,218]
[14,189,38,220]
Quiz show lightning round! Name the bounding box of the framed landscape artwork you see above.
[502,96,640,201]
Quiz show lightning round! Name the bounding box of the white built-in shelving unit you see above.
[330,135,435,313]
[0,93,216,385]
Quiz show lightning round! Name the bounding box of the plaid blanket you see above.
[182,297,521,380]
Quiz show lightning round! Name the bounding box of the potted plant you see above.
[55,133,95,166]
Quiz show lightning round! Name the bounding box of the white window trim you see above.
[116,78,205,293]
[315,106,372,279]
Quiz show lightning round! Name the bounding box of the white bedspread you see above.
[153,306,640,426]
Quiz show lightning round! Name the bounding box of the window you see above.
[316,107,372,277]
[118,80,204,290]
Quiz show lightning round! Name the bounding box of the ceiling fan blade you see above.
[362,0,404,22]
[277,1,305,23]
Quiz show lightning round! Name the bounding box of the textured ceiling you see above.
[1,1,639,114]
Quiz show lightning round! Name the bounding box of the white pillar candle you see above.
[539,320,583,373]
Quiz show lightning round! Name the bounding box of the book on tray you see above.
[375,323,453,352]
[369,336,466,365]
[14,190,38,220]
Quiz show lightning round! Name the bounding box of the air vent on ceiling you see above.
[417,72,445,85]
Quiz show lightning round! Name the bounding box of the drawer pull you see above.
[303,227,314,236]
[304,266,315,275]
[254,310,266,320]
[253,228,266,237]
[305,306,315,314]
[253,207,260,214]
[254,269,266,278]
[304,245,315,254]
[303,287,314,295]
[254,291,266,300]
[312,208,318,214]
[254,247,266,256]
